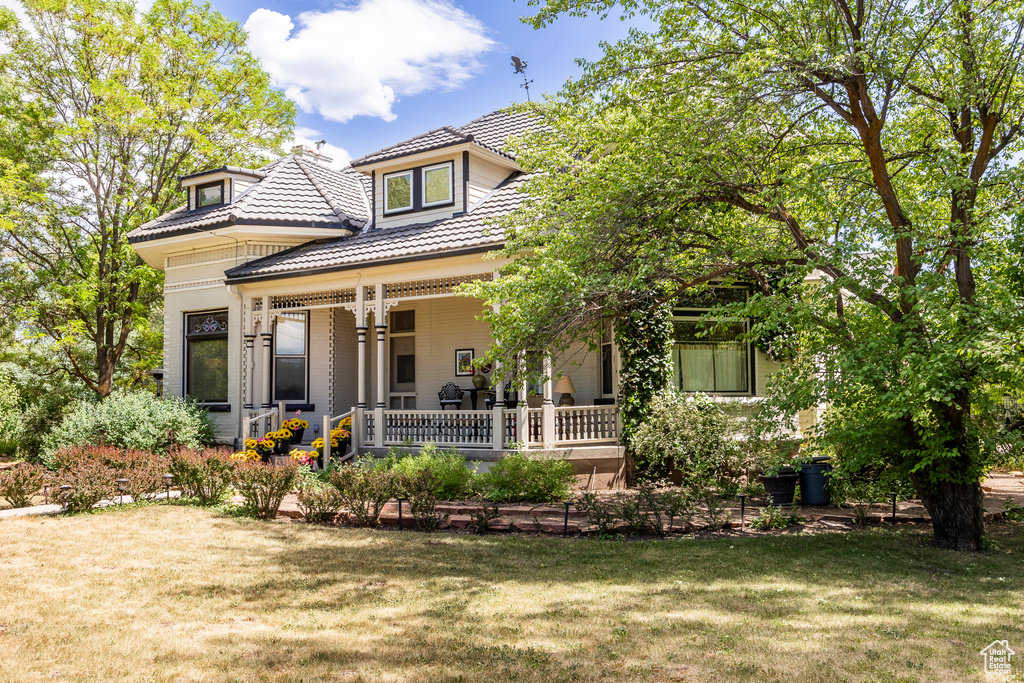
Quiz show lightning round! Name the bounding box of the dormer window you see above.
[196,181,224,208]
[423,162,452,206]
[384,171,413,213]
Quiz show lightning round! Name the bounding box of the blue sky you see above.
[207,0,641,165]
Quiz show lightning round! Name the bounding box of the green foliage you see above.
[1004,500,1024,523]
[375,442,477,500]
[0,368,22,457]
[476,453,574,503]
[42,390,213,466]
[328,465,400,527]
[0,0,294,396]
[631,392,740,483]
[48,452,117,514]
[0,463,47,508]
[403,469,449,532]
[471,500,501,534]
[296,479,343,524]
[573,491,620,535]
[749,505,805,530]
[615,298,673,455]
[615,483,691,536]
[168,447,234,505]
[233,460,297,520]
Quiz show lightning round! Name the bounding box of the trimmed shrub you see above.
[233,460,298,520]
[0,463,48,508]
[297,480,344,524]
[168,447,234,505]
[404,469,448,531]
[376,442,477,500]
[476,453,574,503]
[48,453,117,513]
[574,491,619,535]
[42,390,213,466]
[54,445,169,501]
[329,464,399,527]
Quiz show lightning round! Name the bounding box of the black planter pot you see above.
[760,468,798,506]
[798,459,833,505]
[274,440,289,456]
[290,428,305,445]
[259,449,273,464]
[316,453,324,470]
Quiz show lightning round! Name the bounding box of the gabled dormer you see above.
[350,110,537,229]
[179,166,267,212]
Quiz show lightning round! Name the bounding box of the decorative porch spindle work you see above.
[269,288,356,311]
[527,409,543,444]
[502,409,518,448]
[383,273,492,300]
[554,406,619,443]
[383,410,494,446]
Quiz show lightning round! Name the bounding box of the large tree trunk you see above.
[915,480,985,551]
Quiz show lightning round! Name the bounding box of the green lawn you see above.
[0,506,1022,682]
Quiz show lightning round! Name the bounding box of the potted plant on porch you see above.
[283,417,308,444]
[759,463,799,506]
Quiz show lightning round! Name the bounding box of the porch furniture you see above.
[463,387,486,409]
[438,382,464,410]
[484,386,518,410]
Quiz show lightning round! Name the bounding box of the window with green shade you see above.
[274,312,307,401]
[423,162,452,206]
[185,311,229,403]
[384,171,412,213]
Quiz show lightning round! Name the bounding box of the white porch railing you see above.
[383,410,494,447]
[322,409,356,467]
[553,405,619,444]
[244,407,279,439]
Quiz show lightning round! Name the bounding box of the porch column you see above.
[375,322,387,408]
[541,355,556,448]
[356,327,368,408]
[259,332,273,408]
[516,352,529,448]
[243,334,256,409]
[491,360,505,451]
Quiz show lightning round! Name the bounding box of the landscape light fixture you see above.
[163,473,174,503]
[737,494,747,530]
[59,485,73,514]
[116,478,128,506]
[889,492,897,524]
[397,498,405,531]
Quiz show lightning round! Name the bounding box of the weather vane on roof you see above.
[511,56,532,102]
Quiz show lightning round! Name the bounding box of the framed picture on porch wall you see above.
[455,349,474,376]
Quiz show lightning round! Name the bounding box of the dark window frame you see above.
[380,160,456,217]
[194,180,225,209]
[184,309,230,404]
[671,286,754,396]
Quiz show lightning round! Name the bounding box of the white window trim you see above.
[421,161,453,207]
[272,311,309,403]
[383,170,414,214]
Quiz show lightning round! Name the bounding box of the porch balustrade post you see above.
[278,401,286,433]
[354,407,364,449]
[541,356,555,448]
[259,333,273,408]
[322,414,331,469]
[517,353,529,448]
[491,362,505,451]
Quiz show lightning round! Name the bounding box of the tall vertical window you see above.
[273,312,307,401]
[672,288,750,394]
[186,310,229,403]
[601,326,614,396]
[389,310,416,409]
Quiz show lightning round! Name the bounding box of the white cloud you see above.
[244,0,494,123]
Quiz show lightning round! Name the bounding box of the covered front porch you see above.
[236,265,621,463]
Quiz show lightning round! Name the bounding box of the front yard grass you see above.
[1,506,1022,682]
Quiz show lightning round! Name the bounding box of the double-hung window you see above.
[185,310,229,403]
[273,312,307,401]
[672,288,751,394]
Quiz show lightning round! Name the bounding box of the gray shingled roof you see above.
[128,156,371,243]
[350,109,538,167]
[224,173,528,282]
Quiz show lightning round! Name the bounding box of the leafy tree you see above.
[471,0,1024,549]
[0,0,294,396]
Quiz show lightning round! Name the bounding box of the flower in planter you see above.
[255,437,274,453]
[231,449,260,462]
[290,450,315,467]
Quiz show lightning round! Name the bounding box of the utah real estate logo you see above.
[980,640,1015,674]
